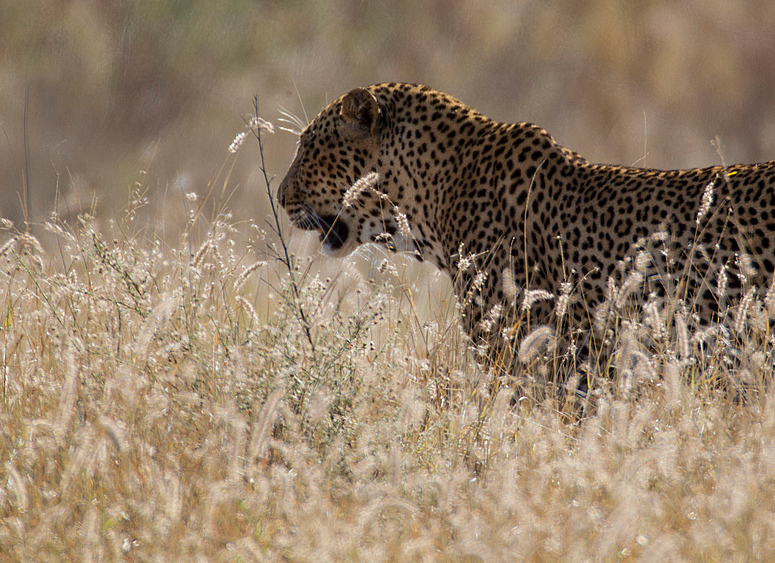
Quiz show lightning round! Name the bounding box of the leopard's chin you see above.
[320,228,359,257]
[311,214,357,257]
[321,238,358,257]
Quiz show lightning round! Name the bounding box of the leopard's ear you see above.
[340,88,382,138]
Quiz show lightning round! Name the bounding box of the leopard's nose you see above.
[277,173,290,207]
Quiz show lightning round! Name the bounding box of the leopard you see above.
[277,82,775,373]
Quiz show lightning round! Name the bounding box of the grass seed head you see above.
[518,324,555,363]
[343,172,380,208]
[696,177,716,224]
[521,289,554,313]
[228,131,248,153]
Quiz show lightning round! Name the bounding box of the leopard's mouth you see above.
[316,214,350,251]
[291,209,351,252]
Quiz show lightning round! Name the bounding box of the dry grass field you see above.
[2,123,775,561]
[4,2,775,560]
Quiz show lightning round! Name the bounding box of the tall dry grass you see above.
[1,122,775,562]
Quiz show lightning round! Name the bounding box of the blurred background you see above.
[2,0,775,240]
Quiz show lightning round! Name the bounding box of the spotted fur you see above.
[278,83,775,363]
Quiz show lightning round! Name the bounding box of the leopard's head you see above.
[277,87,388,257]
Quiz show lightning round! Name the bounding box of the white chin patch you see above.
[321,237,358,258]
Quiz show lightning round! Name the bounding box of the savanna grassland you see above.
[3,120,775,561]
[4,1,775,561]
